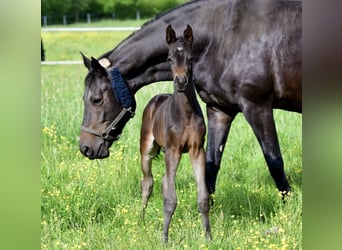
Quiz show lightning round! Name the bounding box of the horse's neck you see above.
[108,22,169,90]
[102,1,215,94]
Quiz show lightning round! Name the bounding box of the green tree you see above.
[41,0,71,19]
[97,0,117,15]
[42,0,187,24]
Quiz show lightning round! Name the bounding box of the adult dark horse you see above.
[80,0,301,198]
[140,25,211,242]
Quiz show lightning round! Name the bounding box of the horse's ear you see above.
[81,52,91,71]
[166,25,177,44]
[90,57,108,77]
[183,24,193,44]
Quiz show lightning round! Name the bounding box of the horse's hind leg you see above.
[205,106,236,204]
[241,100,291,195]
[190,147,212,240]
[140,133,159,219]
[162,148,180,242]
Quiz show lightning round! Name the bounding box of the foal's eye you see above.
[91,96,103,105]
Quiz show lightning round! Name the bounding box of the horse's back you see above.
[232,0,302,112]
[195,0,302,113]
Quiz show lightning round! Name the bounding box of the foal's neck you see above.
[172,79,201,113]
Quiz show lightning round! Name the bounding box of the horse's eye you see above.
[91,96,103,105]
[167,57,172,64]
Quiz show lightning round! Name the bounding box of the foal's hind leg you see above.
[140,134,159,219]
[190,147,212,240]
[162,147,180,242]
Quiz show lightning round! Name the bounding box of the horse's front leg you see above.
[241,99,291,195]
[205,106,236,197]
[162,147,181,242]
[189,147,212,240]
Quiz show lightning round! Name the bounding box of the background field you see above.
[41,22,302,249]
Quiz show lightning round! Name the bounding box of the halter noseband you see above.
[81,68,135,141]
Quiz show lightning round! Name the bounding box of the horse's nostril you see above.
[81,145,93,158]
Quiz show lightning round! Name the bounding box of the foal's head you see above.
[166,25,194,92]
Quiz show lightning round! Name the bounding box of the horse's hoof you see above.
[209,194,215,207]
[281,189,292,203]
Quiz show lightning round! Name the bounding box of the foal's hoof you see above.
[206,232,213,241]
[162,234,169,243]
[140,208,147,224]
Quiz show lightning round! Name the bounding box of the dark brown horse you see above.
[80,0,301,200]
[140,25,211,242]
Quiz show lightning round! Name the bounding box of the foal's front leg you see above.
[190,147,212,240]
[162,147,181,242]
[140,136,159,219]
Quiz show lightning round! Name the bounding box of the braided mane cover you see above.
[110,68,134,109]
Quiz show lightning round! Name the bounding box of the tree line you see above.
[42,0,187,24]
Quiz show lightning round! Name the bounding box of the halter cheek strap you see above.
[81,68,135,141]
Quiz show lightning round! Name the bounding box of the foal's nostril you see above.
[175,76,187,85]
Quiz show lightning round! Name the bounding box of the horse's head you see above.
[166,24,193,92]
[79,53,135,159]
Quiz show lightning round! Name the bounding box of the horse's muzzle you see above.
[79,138,111,159]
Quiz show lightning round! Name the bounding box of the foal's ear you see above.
[90,57,108,77]
[183,24,193,44]
[166,24,177,44]
[80,52,91,71]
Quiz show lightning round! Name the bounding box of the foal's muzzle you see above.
[174,76,188,92]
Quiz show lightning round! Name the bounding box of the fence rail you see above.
[41,26,140,64]
[41,27,140,32]
[41,61,82,65]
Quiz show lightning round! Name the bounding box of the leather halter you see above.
[81,68,135,141]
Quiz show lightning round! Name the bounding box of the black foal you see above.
[140,25,211,242]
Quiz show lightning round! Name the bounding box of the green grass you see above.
[41,26,302,249]
[41,31,134,61]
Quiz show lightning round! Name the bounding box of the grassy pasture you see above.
[41,28,302,249]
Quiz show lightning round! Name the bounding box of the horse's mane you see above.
[99,0,297,60]
[141,0,207,28]
[99,0,207,60]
